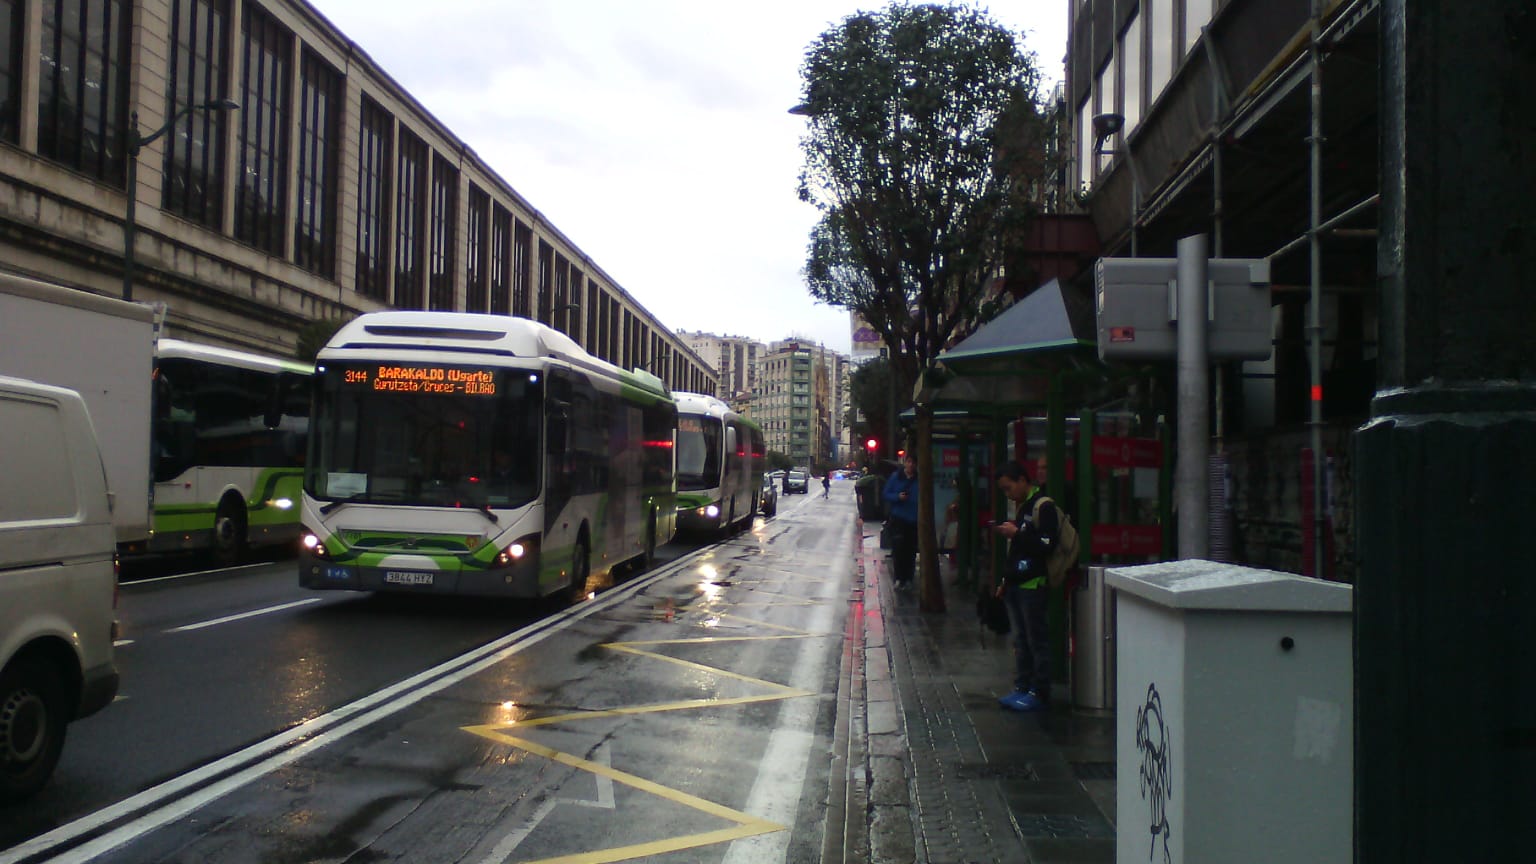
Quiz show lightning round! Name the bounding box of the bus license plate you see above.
[384,570,434,586]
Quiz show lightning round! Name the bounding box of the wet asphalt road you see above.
[1,487,856,864]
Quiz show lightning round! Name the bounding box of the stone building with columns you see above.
[0,0,713,392]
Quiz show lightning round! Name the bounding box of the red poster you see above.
[941,448,960,468]
[1091,435,1163,469]
[1090,524,1163,556]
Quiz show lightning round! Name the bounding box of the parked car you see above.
[759,475,779,517]
[0,377,120,802]
[783,470,810,494]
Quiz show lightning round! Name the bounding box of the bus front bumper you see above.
[298,549,546,597]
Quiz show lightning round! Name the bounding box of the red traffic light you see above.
[864,438,878,452]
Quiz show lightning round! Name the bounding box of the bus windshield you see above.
[676,415,722,491]
[305,362,541,509]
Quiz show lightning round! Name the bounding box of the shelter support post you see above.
[1046,374,1069,682]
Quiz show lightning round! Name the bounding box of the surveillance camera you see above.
[1091,113,1125,141]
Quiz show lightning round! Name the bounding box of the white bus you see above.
[298,312,678,600]
[151,339,311,559]
[674,392,765,535]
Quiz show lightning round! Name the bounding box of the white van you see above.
[0,376,119,802]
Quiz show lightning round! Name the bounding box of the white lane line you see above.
[113,639,135,648]
[723,519,852,864]
[123,561,273,586]
[478,743,616,864]
[163,598,324,633]
[0,543,718,864]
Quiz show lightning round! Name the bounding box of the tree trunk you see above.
[915,404,945,612]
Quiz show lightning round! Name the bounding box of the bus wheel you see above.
[212,496,247,564]
[0,657,68,803]
[566,538,591,605]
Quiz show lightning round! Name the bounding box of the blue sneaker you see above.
[998,689,1030,710]
[1001,689,1047,712]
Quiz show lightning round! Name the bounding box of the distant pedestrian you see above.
[882,454,920,591]
[821,473,831,498]
[991,462,1061,712]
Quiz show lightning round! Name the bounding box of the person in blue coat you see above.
[882,454,920,590]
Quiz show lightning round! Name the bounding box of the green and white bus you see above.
[298,312,678,600]
[151,339,311,559]
[673,392,764,535]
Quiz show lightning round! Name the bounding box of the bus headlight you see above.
[302,533,330,559]
[700,504,720,518]
[496,536,538,567]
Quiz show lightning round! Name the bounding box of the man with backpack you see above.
[990,462,1070,712]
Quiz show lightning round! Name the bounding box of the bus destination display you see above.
[341,365,498,396]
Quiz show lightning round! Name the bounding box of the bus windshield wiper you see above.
[320,493,368,515]
[474,503,499,524]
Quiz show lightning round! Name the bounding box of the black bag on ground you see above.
[977,591,1010,635]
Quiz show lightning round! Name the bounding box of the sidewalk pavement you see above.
[844,523,1117,864]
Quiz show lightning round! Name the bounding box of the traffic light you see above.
[865,437,879,453]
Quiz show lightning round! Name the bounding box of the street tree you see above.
[794,3,1047,610]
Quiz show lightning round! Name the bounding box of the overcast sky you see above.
[307,1,1068,355]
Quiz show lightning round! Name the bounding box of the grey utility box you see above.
[1095,256,1273,362]
[1106,560,1352,864]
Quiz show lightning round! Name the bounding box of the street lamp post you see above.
[122,99,239,301]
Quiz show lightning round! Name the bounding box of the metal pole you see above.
[1176,233,1209,559]
[1307,2,1326,579]
[121,112,140,302]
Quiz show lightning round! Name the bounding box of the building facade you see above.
[676,330,763,404]
[751,339,847,467]
[0,0,714,393]
[1068,0,1379,578]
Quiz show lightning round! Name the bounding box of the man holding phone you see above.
[991,462,1061,712]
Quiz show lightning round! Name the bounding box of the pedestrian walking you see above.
[821,473,831,498]
[990,462,1060,712]
[882,454,920,591]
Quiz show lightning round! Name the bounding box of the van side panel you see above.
[0,380,119,724]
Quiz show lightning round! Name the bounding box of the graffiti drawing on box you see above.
[1136,682,1173,864]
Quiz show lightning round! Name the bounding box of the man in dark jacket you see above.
[990,462,1060,712]
[882,454,920,590]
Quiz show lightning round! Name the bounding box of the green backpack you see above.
[1031,496,1081,588]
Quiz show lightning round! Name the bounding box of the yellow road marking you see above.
[463,611,833,862]
[461,730,781,864]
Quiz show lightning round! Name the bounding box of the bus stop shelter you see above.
[918,279,1170,678]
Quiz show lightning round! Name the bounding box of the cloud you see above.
[306,0,1066,354]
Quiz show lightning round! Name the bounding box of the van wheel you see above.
[0,658,68,803]
[566,538,591,605]
[212,496,247,564]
